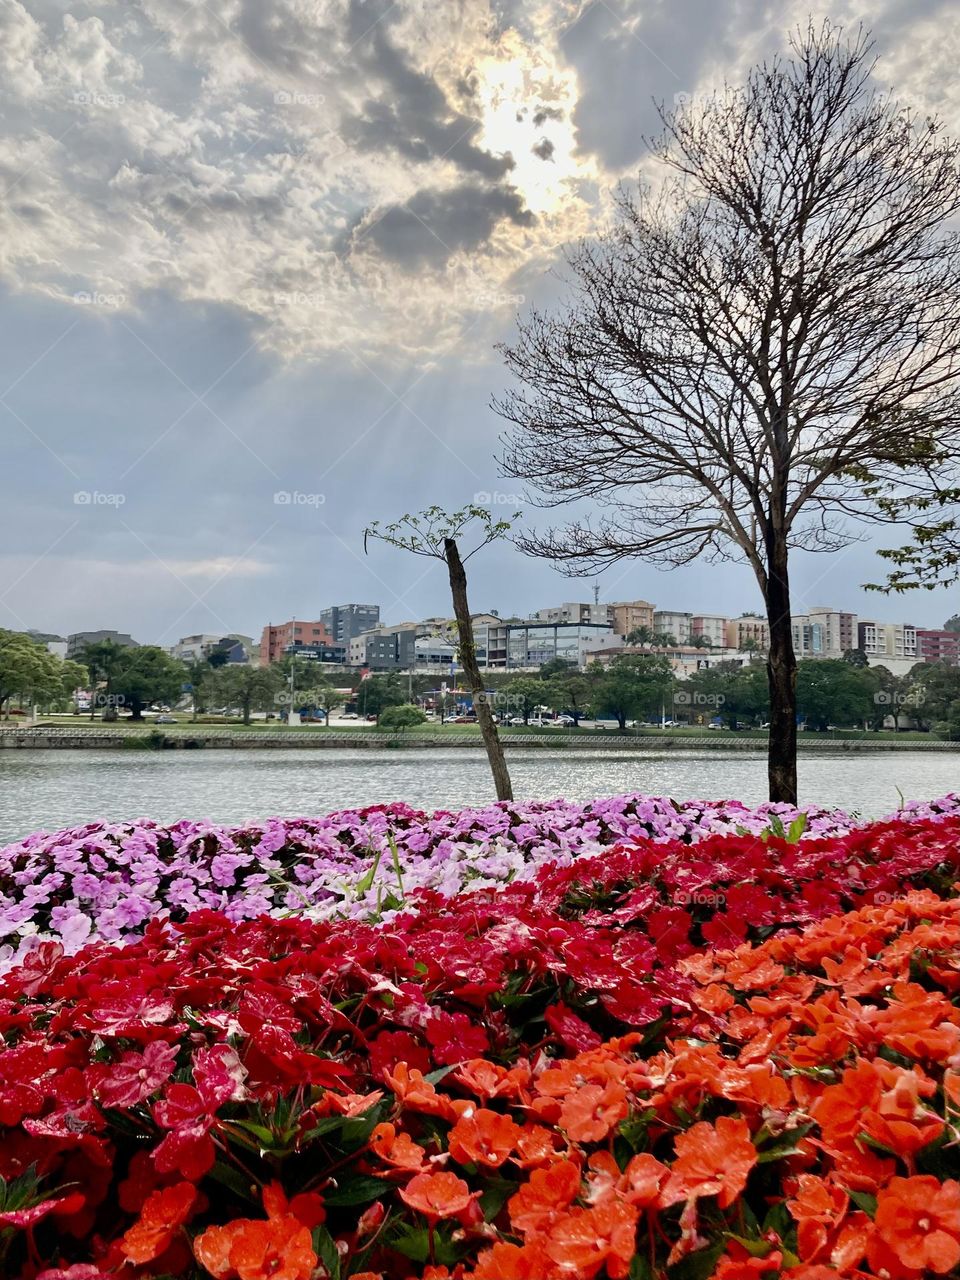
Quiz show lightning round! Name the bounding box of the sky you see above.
[2,0,959,646]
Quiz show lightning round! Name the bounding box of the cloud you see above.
[341,182,535,268]
[0,0,592,360]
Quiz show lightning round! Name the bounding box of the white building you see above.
[690,615,729,648]
[534,602,614,626]
[791,608,858,658]
[653,611,692,643]
[858,620,918,663]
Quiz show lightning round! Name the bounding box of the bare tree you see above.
[364,505,516,801]
[495,22,960,802]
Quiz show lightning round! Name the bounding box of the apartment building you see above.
[858,619,918,663]
[260,620,332,664]
[916,629,960,665]
[609,600,656,636]
[790,607,858,659]
[653,611,692,643]
[534,602,613,626]
[724,616,769,651]
[690,615,729,648]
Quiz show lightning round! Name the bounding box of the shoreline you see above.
[1,727,957,752]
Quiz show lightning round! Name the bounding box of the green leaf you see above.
[312,1224,341,1280]
[669,1240,725,1280]
[206,1160,260,1206]
[767,815,786,839]
[848,1189,877,1218]
[322,1176,390,1207]
[786,812,808,843]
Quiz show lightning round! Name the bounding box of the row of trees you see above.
[0,631,88,719]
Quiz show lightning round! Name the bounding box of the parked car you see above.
[556,714,576,726]
[340,712,360,720]
[154,714,177,724]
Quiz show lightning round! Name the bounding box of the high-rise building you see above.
[260,620,332,664]
[609,600,656,636]
[320,604,380,645]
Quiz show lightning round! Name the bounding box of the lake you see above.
[0,747,957,843]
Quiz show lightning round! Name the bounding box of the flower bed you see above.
[0,800,958,1278]
[3,793,959,966]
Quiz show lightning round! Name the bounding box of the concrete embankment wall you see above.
[1,729,957,752]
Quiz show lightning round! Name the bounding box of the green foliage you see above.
[0,630,88,715]
[110,647,187,720]
[357,675,407,719]
[209,664,284,725]
[379,705,427,731]
[590,654,675,729]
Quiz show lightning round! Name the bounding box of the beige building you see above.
[653,611,692,643]
[858,620,918,663]
[609,600,656,636]
[725,615,769,651]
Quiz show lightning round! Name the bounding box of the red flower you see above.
[399,1171,476,1222]
[448,1107,523,1169]
[664,1116,757,1208]
[873,1176,960,1275]
[194,1215,317,1280]
[121,1181,197,1264]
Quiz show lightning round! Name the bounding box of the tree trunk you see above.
[764,538,798,803]
[444,537,513,801]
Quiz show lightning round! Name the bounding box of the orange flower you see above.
[448,1107,523,1169]
[399,1171,475,1222]
[384,1063,455,1119]
[121,1181,197,1264]
[545,1200,639,1280]
[194,1216,317,1280]
[861,1062,944,1156]
[471,1240,557,1280]
[559,1081,628,1142]
[513,1123,562,1167]
[509,1160,581,1235]
[370,1122,426,1171]
[664,1116,757,1209]
[786,1175,849,1263]
[261,1182,326,1229]
[873,1176,960,1275]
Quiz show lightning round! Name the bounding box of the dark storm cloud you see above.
[339,0,515,181]
[339,183,535,268]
